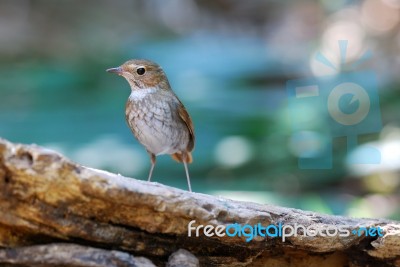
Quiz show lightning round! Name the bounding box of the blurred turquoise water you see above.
[0,34,298,190]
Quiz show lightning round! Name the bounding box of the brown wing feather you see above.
[171,101,195,164]
[177,102,195,152]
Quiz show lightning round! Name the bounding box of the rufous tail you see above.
[171,151,192,163]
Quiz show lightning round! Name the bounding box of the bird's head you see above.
[107,59,170,90]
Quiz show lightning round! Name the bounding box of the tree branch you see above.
[0,138,399,266]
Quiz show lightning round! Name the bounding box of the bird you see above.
[106,59,195,191]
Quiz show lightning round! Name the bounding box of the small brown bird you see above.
[106,59,195,191]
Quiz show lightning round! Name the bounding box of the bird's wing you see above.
[177,101,195,152]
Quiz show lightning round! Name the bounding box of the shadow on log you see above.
[0,138,399,267]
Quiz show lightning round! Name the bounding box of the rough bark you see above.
[0,138,399,267]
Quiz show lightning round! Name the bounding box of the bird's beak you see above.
[106,66,123,75]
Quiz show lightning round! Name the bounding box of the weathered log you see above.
[0,243,156,267]
[0,138,399,266]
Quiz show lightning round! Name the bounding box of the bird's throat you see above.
[129,87,158,101]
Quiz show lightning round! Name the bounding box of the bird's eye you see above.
[136,67,146,75]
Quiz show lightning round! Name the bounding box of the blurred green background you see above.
[1,0,399,219]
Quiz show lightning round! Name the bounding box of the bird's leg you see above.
[148,152,156,182]
[182,153,192,192]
